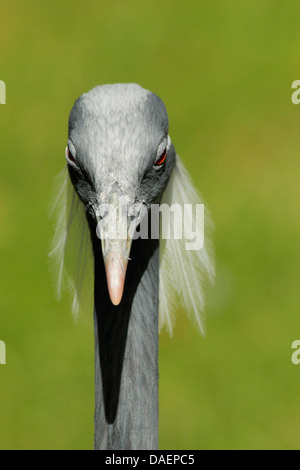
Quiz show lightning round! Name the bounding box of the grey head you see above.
[66,83,175,305]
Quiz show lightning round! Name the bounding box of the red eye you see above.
[154,148,167,167]
[66,147,76,163]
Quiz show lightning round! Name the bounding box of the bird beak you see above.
[97,193,133,306]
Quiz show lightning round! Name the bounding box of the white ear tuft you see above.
[49,167,93,319]
[159,153,215,336]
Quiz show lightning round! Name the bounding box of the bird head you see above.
[65,84,175,306]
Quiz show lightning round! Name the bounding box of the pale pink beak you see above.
[104,251,129,306]
[98,193,133,306]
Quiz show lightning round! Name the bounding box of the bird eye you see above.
[154,148,167,167]
[66,146,76,164]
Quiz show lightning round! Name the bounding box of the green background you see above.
[1,0,300,450]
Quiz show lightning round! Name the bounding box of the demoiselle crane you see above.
[50,83,214,450]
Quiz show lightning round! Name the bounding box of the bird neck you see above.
[88,216,159,450]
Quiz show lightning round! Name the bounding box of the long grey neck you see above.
[88,216,159,450]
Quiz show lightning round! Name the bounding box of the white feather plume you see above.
[159,153,215,336]
[49,154,214,335]
[49,166,93,319]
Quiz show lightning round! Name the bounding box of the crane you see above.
[50,83,214,450]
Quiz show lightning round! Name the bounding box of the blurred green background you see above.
[1,0,300,450]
